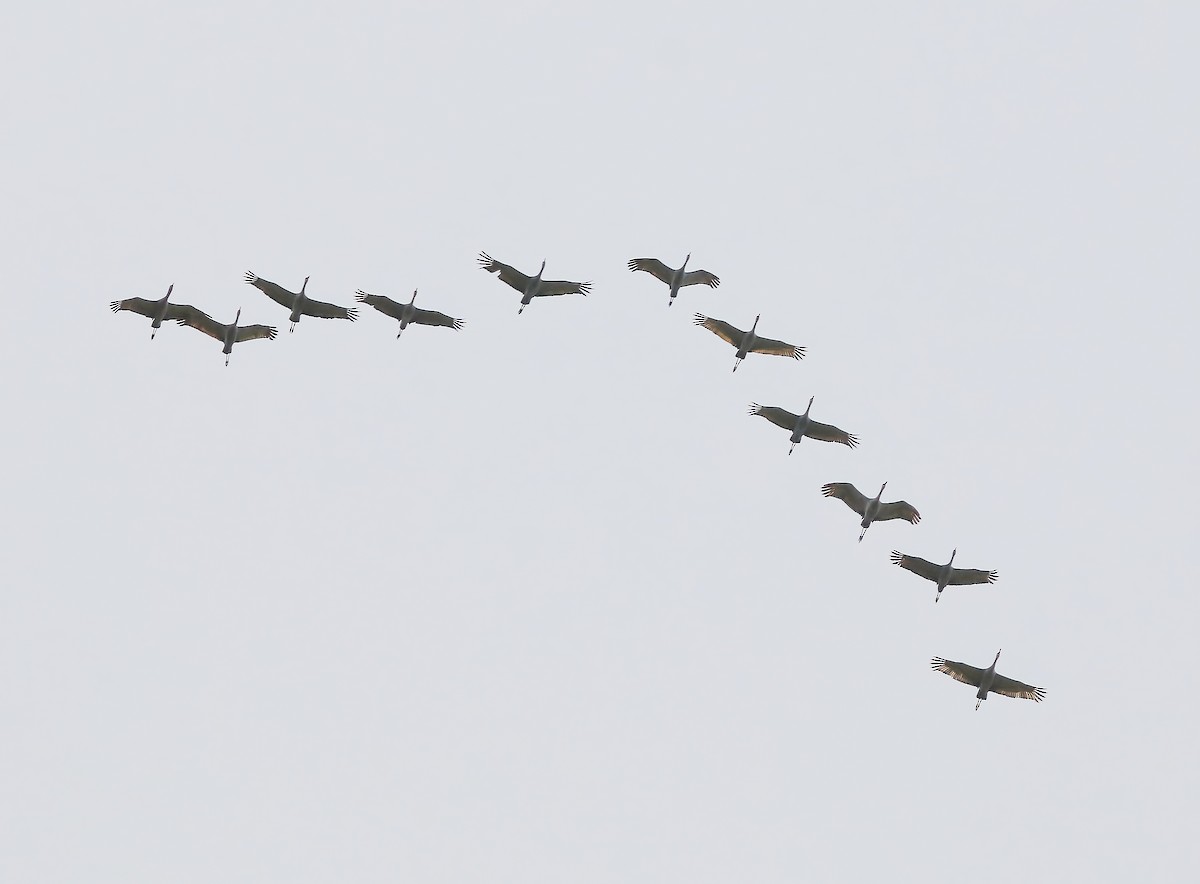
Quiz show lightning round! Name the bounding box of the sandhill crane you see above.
[173,307,277,366]
[627,254,719,306]
[821,481,919,542]
[110,285,209,339]
[244,272,357,331]
[749,397,858,454]
[693,313,804,371]
[891,549,998,603]
[932,650,1046,710]
[477,252,591,314]
[354,289,464,337]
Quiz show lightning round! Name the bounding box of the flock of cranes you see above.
[111,250,1046,711]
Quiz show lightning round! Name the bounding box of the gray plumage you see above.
[478,252,591,314]
[891,549,997,603]
[932,650,1046,710]
[110,284,207,340]
[245,272,357,331]
[749,396,857,454]
[821,481,919,542]
[693,313,804,371]
[355,289,464,337]
[174,307,277,366]
[628,254,719,306]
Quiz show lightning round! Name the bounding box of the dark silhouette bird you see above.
[477,252,591,314]
[174,307,277,366]
[749,397,857,454]
[821,481,919,542]
[110,285,208,340]
[355,289,464,337]
[932,650,1046,710]
[891,549,997,603]
[693,313,804,371]
[244,272,357,331]
[627,254,719,306]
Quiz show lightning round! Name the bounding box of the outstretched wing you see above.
[300,298,357,321]
[355,291,403,321]
[412,307,464,329]
[110,297,158,317]
[173,306,227,342]
[535,279,591,298]
[949,566,998,586]
[681,268,719,288]
[876,500,921,525]
[931,657,986,688]
[821,482,868,517]
[478,252,532,292]
[693,314,745,349]
[162,303,211,323]
[245,272,297,308]
[627,257,675,285]
[805,420,857,447]
[989,672,1046,702]
[890,551,941,582]
[236,324,278,343]
[748,403,798,431]
[749,335,805,360]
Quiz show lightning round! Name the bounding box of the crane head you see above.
[165,284,174,298]
[301,276,310,292]
[410,289,418,304]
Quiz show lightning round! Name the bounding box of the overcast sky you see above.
[2,2,1197,882]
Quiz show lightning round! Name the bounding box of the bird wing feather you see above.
[110,297,158,317]
[876,500,921,524]
[805,419,857,447]
[931,657,986,688]
[478,252,532,292]
[412,307,464,329]
[236,324,278,343]
[355,291,404,320]
[749,335,805,360]
[890,551,941,581]
[627,257,675,285]
[989,673,1046,702]
[244,272,297,308]
[301,298,357,321]
[821,483,868,517]
[693,314,745,349]
[949,567,998,586]
[173,306,227,342]
[681,268,719,288]
[534,279,591,297]
[748,404,799,431]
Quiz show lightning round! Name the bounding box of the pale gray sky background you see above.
[2,2,1197,881]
